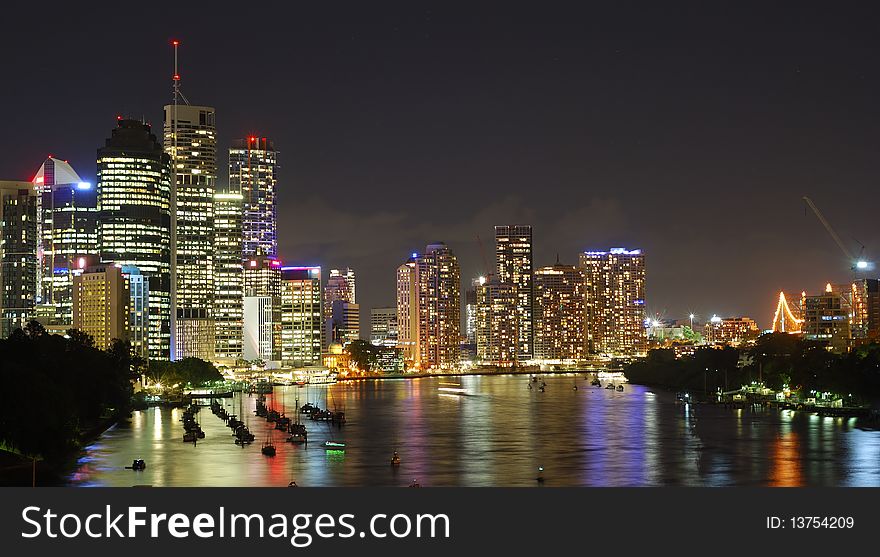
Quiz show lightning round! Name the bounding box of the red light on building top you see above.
[271,260,281,267]
[172,40,180,46]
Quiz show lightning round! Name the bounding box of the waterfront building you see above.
[476,278,518,366]
[281,266,323,367]
[324,268,356,347]
[97,118,172,360]
[213,189,244,362]
[495,225,534,361]
[164,104,217,361]
[802,283,851,353]
[375,346,405,373]
[0,181,38,337]
[579,248,647,357]
[370,306,398,347]
[395,244,461,370]
[243,295,280,364]
[328,300,360,346]
[464,277,481,345]
[122,266,149,360]
[72,264,130,349]
[704,316,760,346]
[533,262,586,363]
[231,137,278,258]
[396,259,418,366]
[33,158,98,327]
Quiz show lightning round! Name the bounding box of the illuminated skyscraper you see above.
[328,300,360,346]
[122,265,149,360]
[495,225,533,361]
[476,278,518,366]
[802,283,851,353]
[464,277,482,346]
[281,266,323,367]
[396,244,461,370]
[324,268,356,347]
[579,248,647,357]
[534,263,586,362]
[243,256,281,363]
[33,158,98,327]
[851,279,880,345]
[97,118,172,360]
[164,104,217,361]
[0,181,38,337]
[231,138,278,258]
[213,189,244,362]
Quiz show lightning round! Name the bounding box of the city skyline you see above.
[3,5,880,332]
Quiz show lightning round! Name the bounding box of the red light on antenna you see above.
[173,74,180,80]
[116,115,122,120]
[172,40,180,46]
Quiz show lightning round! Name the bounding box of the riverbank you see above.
[0,412,122,486]
[337,367,609,382]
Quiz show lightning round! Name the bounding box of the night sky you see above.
[3,3,880,332]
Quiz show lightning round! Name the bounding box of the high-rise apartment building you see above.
[122,265,149,360]
[33,158,98,327]
[72,264,130,349]
[464,278,481,346]
[0,181,38,337]
[579,248,647,357]
[213,189,244,362]
[281,266,323,367]
[704,316,760,346]
[231,138,278,258]
[328,300,360,346]
[395,243,461,370]
[164,104,217,361]
[802,283,851,353]
[97,118,172,360]
[534,263,586,362]
[370,307,398,347]
[495,225,534,361]
[476,278,518,366]
[850,279,880,345]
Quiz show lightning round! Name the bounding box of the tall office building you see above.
[579,248,647,357]
[213,189,244,362]
[324,268,356,347]
[33,158,98,327]
[164,104,217,361]
[243,256,281,363]
[231,138,278,258]
[122,265,149,360]
[97,118,172,360]
[534,263,586,362]
[328,300,360,346]
[495,225,534,361]
[0,181,38,337]
[395,243,461,370]
[72,264,130,350]
[476,278,518,366]
[281,266,323,367]
[370,307,398,347]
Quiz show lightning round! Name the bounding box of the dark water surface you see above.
[68,374,880,487]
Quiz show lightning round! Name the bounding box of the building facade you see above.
[72,264,130,350]
[534,263,586,362]
[164,105,217,361]
[33,158,98,328]
[579,248,647,357]
[231,138,278,259]
[213,190,244,362]
[324,268,356,348]
[850,279,880,345]
[396,244,461,370]
[281,266,323,367]
[476,278,518,366]
[802,284,851,353]
[328,300,360,346]
[704,316,760,346]
[495,225,534,361]
[97,119,172,360]
[0,182,38,337]
[370,306,398,347]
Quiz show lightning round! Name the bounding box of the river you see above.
[68,374,880,487]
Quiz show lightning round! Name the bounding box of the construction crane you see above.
[802,196,870,272]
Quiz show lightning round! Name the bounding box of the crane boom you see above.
[802,196,855,261]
